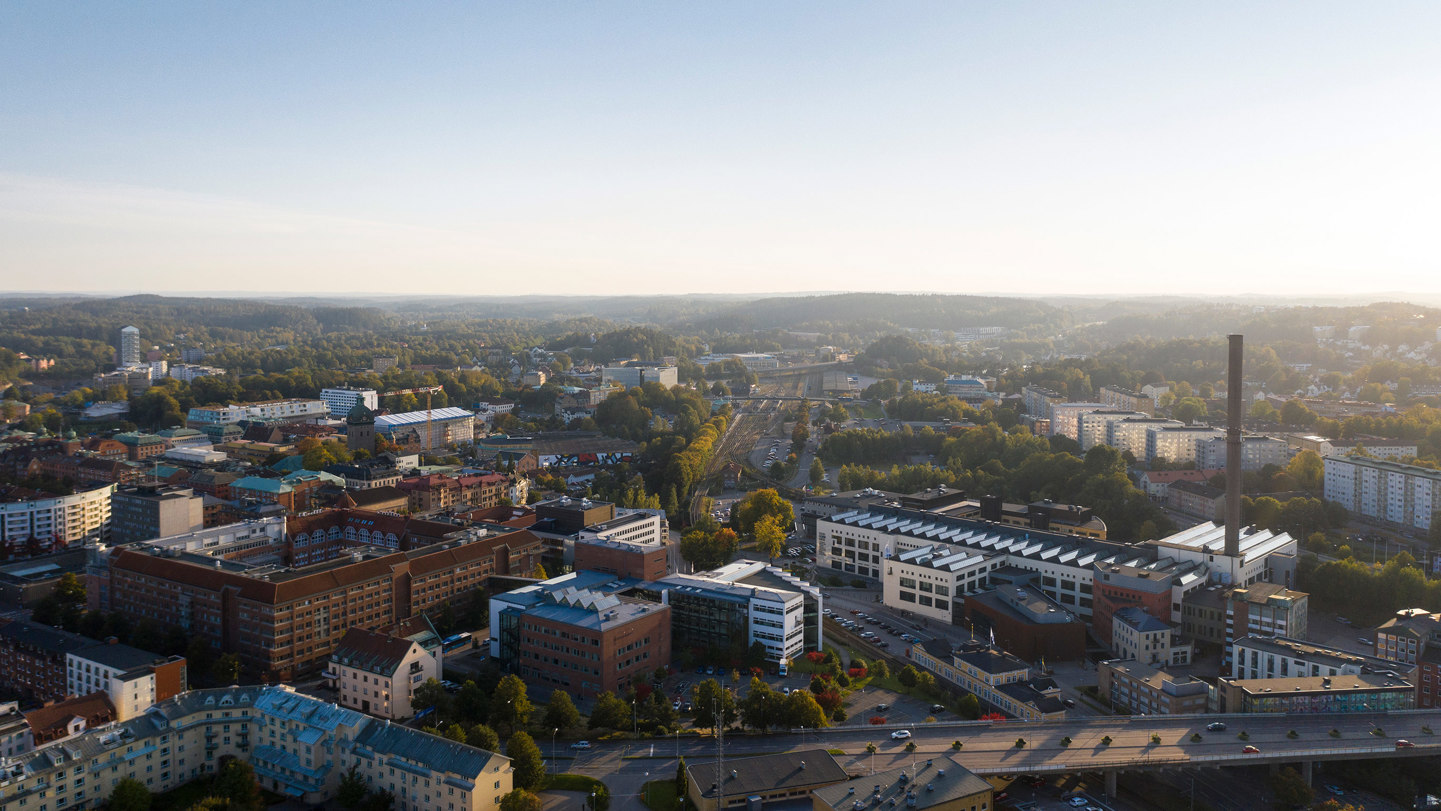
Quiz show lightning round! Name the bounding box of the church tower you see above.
[346,401,376,455]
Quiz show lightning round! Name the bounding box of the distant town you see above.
[0,292,1439,811]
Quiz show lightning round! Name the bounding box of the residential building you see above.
[375,407,476,451]
[686,749,846,811]
[0,702,31,758]
[24,692,117,750]
[1021,385,1065,419]
[601,363,679,389]
[1145,425,1224,466]
[1136,469,1222,499]
[329,622,440,719]
[1078,409,1148,451]
[1196,435,1295,472]
[810,754,992,811]
[644,561,823,663]
[0,685,511,810]
[1099,386,1154,415]
[113,432,169,461]
[910,640,1066,720]
[319,387,380,418]
[1049,402,1107,440]
[1324,455,1441,532]
[1107,417,1182,458]
[92,516,543,680]
[185,398,328,428]
[0,621,94,701]
[1112,606,1190,667]
[109,484,205,544]
[1374,608,1441,708]
[1342,439,1421,459]
[962,585,1087,662]
[397,472,506,514]
[1214,672,1414,713]
[117,326,141,367]
[1097,659,1210,715]
[1232,635,1398,681]
[167,363,227,383]
[66,642,187,721]
[0,482,115,550]
[325,457,403,490]
[1166,480,1226,521]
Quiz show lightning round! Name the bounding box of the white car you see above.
[1066,798,1089,808]
[890,729,911,740]
[570,741,592,750]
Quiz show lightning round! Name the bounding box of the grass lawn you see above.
[642,779,685,810]
[858,402,885,419]
[545,773,608,793]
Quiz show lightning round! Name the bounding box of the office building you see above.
[319,387,380,418]
[1324,455,1441,532]
[910,640,1065,720]
[601,363,679,389]
[882,544,995,624]
[1180,582,1308,654]
[647,561,822,664]
[573,516,671,581]
[962,585,1087,662]
[92,515,543,680]
[1214,672,1414,714]
[1097,659,1209,715]
[1112,606,1190,667]
[185,398,328,428]
[0,685,511,810]
[1231,635,1398,681]
[109,484,205,544]
[1375,609,1441,708]
[508,587,670,700]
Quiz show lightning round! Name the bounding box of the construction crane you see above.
[381,385,444,451]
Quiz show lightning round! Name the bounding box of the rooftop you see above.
[687,748,847,801]
[1224,672,1413,694]
[1114,606,1172,633]
[812,755,990,810]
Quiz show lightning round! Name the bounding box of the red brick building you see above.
[573,536,670,581]
[1090,563,1175,648]
[963,586,1086,663]
[397,473,508,514]
[515,595,670,699]
[0,621,93,702]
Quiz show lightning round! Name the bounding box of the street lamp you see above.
[551,727,558,775]
[633,698,639,739]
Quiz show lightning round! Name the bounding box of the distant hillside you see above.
[680,293,1069,334]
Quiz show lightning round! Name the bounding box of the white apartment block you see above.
[601,365,679,388]
[319,387,380,418]
[1232,635,1397,681]
[577,508,667,547]
[1077,410,1147,451]
[185,398,328,427]
[168,363,226,383]
[330,629,440,720]
[881,545,997,624]
[1324,455,1441,532]
[1145,425,1224,466]
[1107,417,1182,458]
[0,483,114,547]
[1196,435,1295,472]
[66,644,180,722]
[1049,402,1106,440]
[1112,607,1189,667]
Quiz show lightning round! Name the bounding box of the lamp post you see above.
[551,727,558,775]
[633,698,639,739]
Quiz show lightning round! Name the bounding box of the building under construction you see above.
[374,406,476,451]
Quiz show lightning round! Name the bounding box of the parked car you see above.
[1396,739,1415,748]
[1066,797,1089,808]
[571,741,592,749]
[1062,698,1076,708]
[890,730,911,740]
[876,703,890,711]
[930,704,946,713]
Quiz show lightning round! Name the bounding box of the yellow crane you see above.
[381,385,445,450]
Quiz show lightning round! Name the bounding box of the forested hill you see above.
[678,293,1069,335]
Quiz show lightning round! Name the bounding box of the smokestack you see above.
[1225,334,1243,557]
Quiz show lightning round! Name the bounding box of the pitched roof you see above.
[331,628,420,676]
[24,692,117,745]
[686,748,847,801]
[811,754,991,810]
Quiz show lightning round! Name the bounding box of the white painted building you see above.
[1077,410,1147,451]
[1049,402,1107,440]
[1145,425,1224,465]
[1324,454,1441,532]
[0,483,114,547]
[319,387,380,418]
[329,627,440,720]
[1196,435,1295,472]
[881,545,997,623]
[66,643,183,721]
[185,398,328,427]
[1107,417,1182,457]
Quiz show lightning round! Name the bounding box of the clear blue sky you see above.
[3,2,1440,297]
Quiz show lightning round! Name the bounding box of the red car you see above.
[1241,745,1261,754]
[1396,739,1415,748]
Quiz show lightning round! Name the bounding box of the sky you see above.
[2,2,1441,298]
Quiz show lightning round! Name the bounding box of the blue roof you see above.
[270,455,307,473]
[230,476,292,494]
[353,720,499,778]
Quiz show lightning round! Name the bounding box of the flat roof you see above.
[687,749,846,801]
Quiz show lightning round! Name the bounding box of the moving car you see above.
[1066,797,1089,808]
[890,730,911,740]
[1206,721,1227,731]
[876,703,890,711]
[930,704,946,713]
[570,741,592,749]
[1396,739,1415,748]
[1241,745,1261,754]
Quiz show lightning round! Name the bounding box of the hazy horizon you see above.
[5,3,1441,297]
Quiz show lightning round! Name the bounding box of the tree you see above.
[54,572,85,605]
[506,731,546,790]
[589,691,630,730]
[784,690,828,729]
[870,660,889,679]
[533,562,548,579]
[753,515,785,562]
[443,722,468,743]
[336,766,368,809]
[1271,767,1314,810]
[544,689,581,730]
[957,693,981,720]
[733,489,795,538]
[211,653,241,685]
[693,678,736,730]
[467,723,500,752]
[1280,399,1317,427]
[414,678,452,719]
[499,789,543,811]
[109,778,152,811]
[680,527,740,571]
[492,674,532,733]
[455,680,489,724]
[675,757,687,798]
[361,789,396,811]
[809,458,826,485]
[897,665,919,688]
[214,759,263,811]
[1172,397,1207,424]
[1286,450,1325,493]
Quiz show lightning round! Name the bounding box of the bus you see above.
[442,632,473,653]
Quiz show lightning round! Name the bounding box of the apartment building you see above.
[1166,480,1226,522]
[1077,410,1148,451]
[1020,385,1066,419]
[1049,402,1107,440]
[329,625,440,720]
[319,387,379,418]
[1099,386,1154,415]
[396,472,507,514]
[0,685,511,811]
[1375,608,1441,708]
[1196,435,1295,472]
[1231,635,1399,681]
[66,642,187,721]
[1324,455,1441,532]
[1145,425,1224,466]
[92,515,542,680]
[1112,606,1190,667]
[0,483,115,549]
[1105,416,1182,458]
[0,621,95,702]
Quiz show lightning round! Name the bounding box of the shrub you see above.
[904,741,916,752]
[805,651,826,664]
[1150,734,1160,745]
[1101,736,1113,746]
[1329,729,1340,738]
[1237,731,1249,741]
[1190,733,1202,742]
[869,716,887,725]
[1015,738,1026,749]
[1423,726,1433,735]
[951,740,963,750]
[1060,736,1071,747]
[850,579,866,588]
[1287,730,1299,739]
